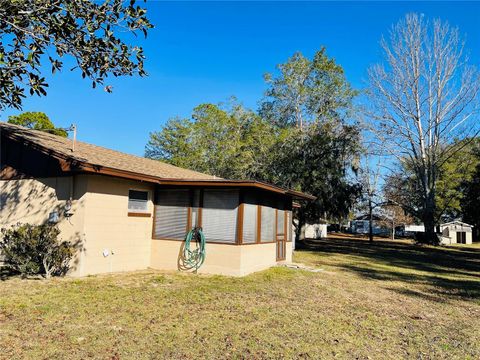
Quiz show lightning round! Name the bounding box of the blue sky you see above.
[2,1,480,156]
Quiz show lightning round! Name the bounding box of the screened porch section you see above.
[152,187,293,245]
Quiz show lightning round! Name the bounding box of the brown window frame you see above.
[152,188,241,245]
[152,187,290,246]
[258,205,277,244]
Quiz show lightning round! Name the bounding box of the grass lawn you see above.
[1,236,479,359]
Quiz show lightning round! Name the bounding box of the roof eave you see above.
[79,167,315,200]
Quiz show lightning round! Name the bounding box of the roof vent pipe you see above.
[71,124,77,152]
[57,124,77,152]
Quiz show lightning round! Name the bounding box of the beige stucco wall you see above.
[286,241,293,263]
[151,239,241,276]
[151,239,292,276]
[79,175,155,276]
[0,175,155,277]
[240,241,292,274]
[0,176,88,275]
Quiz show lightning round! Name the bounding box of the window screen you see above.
[260,206,275,242]
[154,190,189,239]
[277,210,285,235]
[128,190,148,212]
[202,190,238,243]
[242,204,257,244]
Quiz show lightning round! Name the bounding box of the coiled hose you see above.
[183,227,206,271]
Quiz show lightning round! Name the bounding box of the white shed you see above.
[304,223,328,239]
[440,221,473,245]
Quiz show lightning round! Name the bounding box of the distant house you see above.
[350,214,389,235]
[440,221,473,245]
[396,224,425,237]
[0,123,314,277]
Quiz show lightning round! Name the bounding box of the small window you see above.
[128,190,148,212]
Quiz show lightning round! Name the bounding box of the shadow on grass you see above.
[297,236,480,302]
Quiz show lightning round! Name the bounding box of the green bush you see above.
[0,223,76,278]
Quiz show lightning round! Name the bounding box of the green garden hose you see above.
[183,227,206,271]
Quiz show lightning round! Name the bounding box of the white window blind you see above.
[242,204,257,244]
[202,190,238,243]
[260,206,275,242]
[154,190,189,239]
[128,190,148,212]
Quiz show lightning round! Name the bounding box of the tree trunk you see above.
[422,192,439,245]
[392,217,395,241]
[369,199,374,242]
[295,212,306,244]
[423,210,438,245]
[43,259,51,279]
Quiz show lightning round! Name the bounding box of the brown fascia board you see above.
[79,168,317,201]
[78,166,316,200]
[3,130,316,201]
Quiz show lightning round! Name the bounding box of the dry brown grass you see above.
[1,236,479,359]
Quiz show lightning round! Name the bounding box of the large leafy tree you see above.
[8,111,67,137]
[260,48,357,128]
[145,102,277,180]
[260,49,361,236]
[264,122,361,241]
[0,0,152,111]
[461,160,480,239]
[147,49,361,238]
[436,139,480,220]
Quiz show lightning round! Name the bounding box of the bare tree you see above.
[380,203,414,241]
[358,158,382,242]
[367,13,480,244]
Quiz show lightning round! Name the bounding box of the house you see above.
[0,123,314,277]
[396,224,425,237]
[350,214,389,235]
[439,221,473,245]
